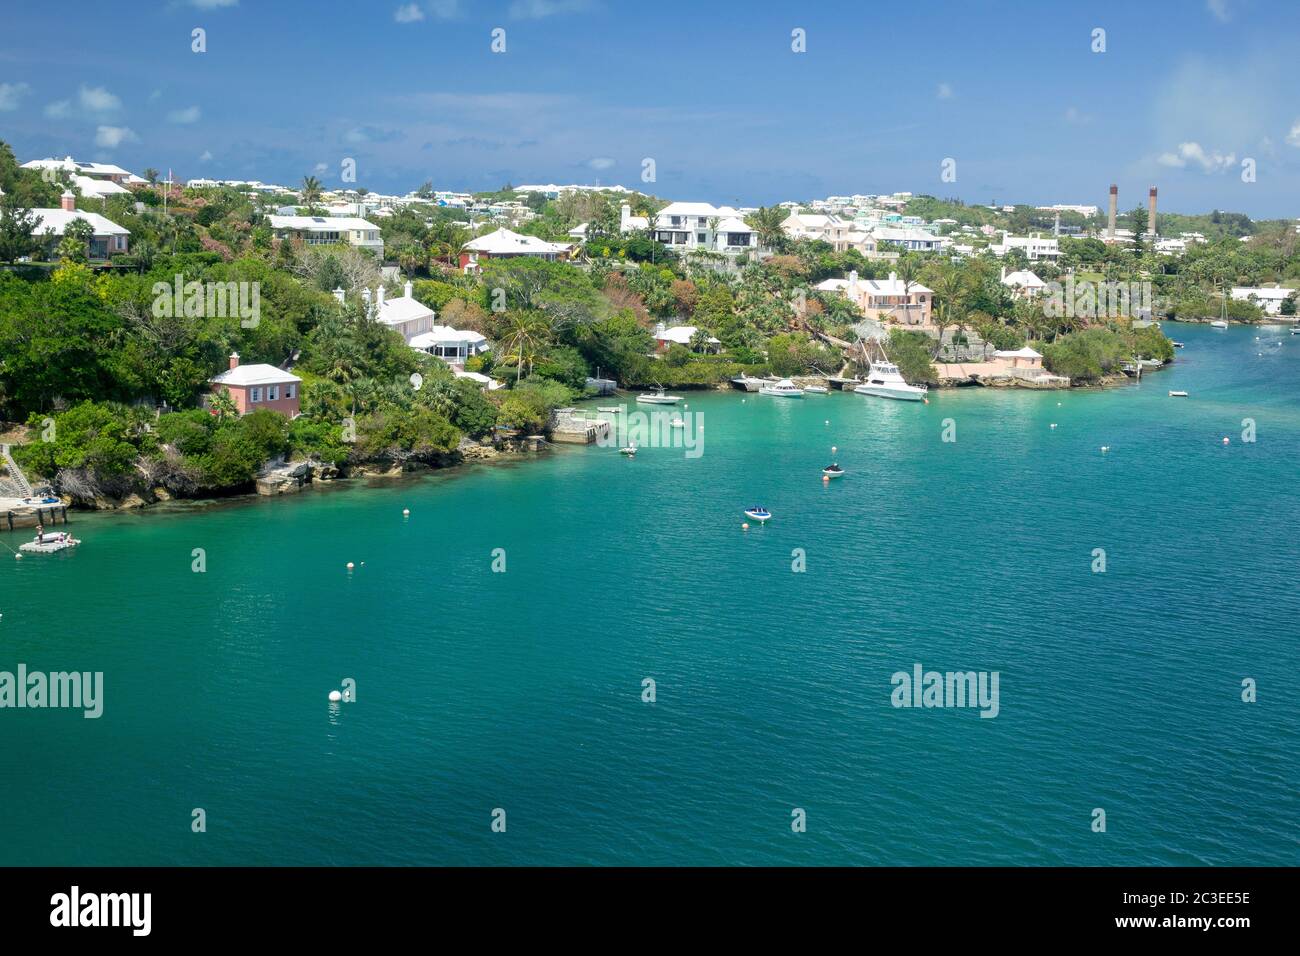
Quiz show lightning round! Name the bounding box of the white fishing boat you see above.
[759,379,804,398]
[743,507,772,523]
[1168,390,1188,397]
[802,385,829,394]
[1171,341,1185,348]
[853,360,928,402]
[19,533,80,553]
[636,388,682,405]
[822,463,845,478]
[619,444,637,456]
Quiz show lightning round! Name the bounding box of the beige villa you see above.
[816,270,933,327]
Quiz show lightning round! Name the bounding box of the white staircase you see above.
[1,444,34,498]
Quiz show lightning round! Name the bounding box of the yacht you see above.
[802,385,829,394]
[636,388,682,405]
[1210,320,1229,329]
[853,361,928,402]
[759,379,805,398]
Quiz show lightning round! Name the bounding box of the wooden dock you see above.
[5,504,71,531]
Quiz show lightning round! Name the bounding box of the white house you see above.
[653,323,722,354]
[369,282,436,342]
[816,270,934,326]
[781,212,852,249]
[618,204,649,233]
[22,156,140,185]
[267,215,384,254]
[993,347,1044,370]
[31,191,130,259]
[459,227,570,271]
[409,327,491,367]
[1000,268,1048,297]
[651,201,756,254]
[1230,286,1294,316]
[869,226,947,253]
[990,232,1060,261]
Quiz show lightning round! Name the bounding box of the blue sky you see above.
[3,0,1300,217]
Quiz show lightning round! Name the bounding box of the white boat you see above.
[1210,320,1228,329]
[743,507,771,522]
[1172,341,1185,348]
[822,464,845,478]
[1290,327,1299,335]
[597,406,623,413]
[1168,390,1188,397]
[19,534,80,553]
[730,375,764,392]
[670,419,686,429]
[619,445,637,456]
[636,388,682,405]
[802,385,829,394]
[759,379,805,398]
[853,361,928,402]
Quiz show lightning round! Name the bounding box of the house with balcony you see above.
[1000,268,1048,298]
[651,201,757,254]
[22,155,143,186]
[208,353,301,417]
[30,191,130,260]
[816,270,934,327]
[990,232,1060,261]
[869,226,947,253]
[1230,286,1294,316]
[781,212,853,250]
[369,281,437,342]
[267,215,384,255]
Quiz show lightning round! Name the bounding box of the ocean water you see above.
[1,321,1297,866]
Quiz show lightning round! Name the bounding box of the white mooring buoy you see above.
[328,690,342,702]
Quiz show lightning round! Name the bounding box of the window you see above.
[267,385,279,401]
[285,384,295,399]
[697,233,707,244]
[250,387,262,403]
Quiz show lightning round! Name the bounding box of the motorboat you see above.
[619,445,637,456]
[802,385,830,394]
[743,507,772,522]
[19,534,80,553]
[636,388,682,405]
[1168,390,1188,397]
[853,361,928,401]
[597,406,623,413]
[670,419,686,429]
[1290,326,1299,335]
[759,379,804,398]
[822,464,844,478]
[1171,341,1185,348]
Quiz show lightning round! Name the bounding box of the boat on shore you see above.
[853,360,928,402]
[730,375,764,392]
[636,388,682,405]
[759,379,804,398]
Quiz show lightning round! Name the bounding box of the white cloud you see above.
[509,0,594,19]
[0,82,31,111]
[587,157,614,170]
[95,125,138,148]
[79,85,122,114]
[167,105,201,124]
[189,0,238,8]
[936,83,953,100]
[199,150,214,161]
[394,3,424,22]
[1286,121,1300,147]
[313,162,328,173]
[45,99,72,119]
[1206,0,1231,22]
[1156,141,1236,173]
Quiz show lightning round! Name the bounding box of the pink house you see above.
[209,353,302,417]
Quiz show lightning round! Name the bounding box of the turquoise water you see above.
[2,321,1297,866]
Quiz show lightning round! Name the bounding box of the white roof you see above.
[30,208,129,238]
[376,294,434,327]
[463,227,567,255]
[1001,270,1046,288]
[1231,286,1291,300]
[994,347,1043,359]
[452,368,504,389]
[870,226,943,244]
[860,277,933,296]
[74,175,131,198]
[268,215,379,232]
[409,326,489,347]
[715,217,752,233]
[210,362,302,387]
[655,325,720,345]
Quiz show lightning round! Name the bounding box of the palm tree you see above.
[746,205,788,252]
[928,263,967,359]
[301,175,323,210]
[499,311,551,382]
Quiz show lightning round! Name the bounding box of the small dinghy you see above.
[20,533,80,553]
[1168,390,1188,397]
[619,445,637,456]
[670,419,686,428]
[822,463,845,478]
[598,406,623,413]
[743,506,772,522]
[802,385,829,395]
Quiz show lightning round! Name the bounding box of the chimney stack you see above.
[229,352,240,370]
[1147,187,1158,237]
[376,285,385,309]
[404,280,413,299]
[60,190,76,212]
[1107,184,1118,241]
[332,287,345,305]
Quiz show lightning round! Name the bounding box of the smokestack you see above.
[1107,184,1118,241]
[1148,187,1157,237]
